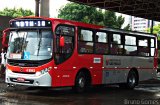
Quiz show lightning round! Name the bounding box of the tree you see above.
[147,24,160,34]
[58,3,103,25]
[58,3,130,30]
[123,24,131,30]
[0,8,34,18]
[147,24,160,41]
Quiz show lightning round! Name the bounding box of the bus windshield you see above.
[7,30,53,60]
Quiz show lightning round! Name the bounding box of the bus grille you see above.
[8,62,40,67]
[7,59,50,67]
[12,71,35,74]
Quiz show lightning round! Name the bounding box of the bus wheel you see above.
[126,70,138,89]
[74,72,87,93]
[119,70,138,89]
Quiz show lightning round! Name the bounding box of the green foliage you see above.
[147,24,160,41]
[58,3,103,25]
[123,24,131,31]
[58,3,130,29]
[0,8,34,18]
[103,11,124,28]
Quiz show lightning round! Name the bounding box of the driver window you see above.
[55,25,75,64]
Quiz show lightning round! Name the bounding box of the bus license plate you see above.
[17,77,25,82]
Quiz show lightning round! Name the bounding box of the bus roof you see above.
[102,27,156,38]
[10,17,156,38]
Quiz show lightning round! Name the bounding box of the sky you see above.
[0,0,70,17]
[0,0,131,28]
[0,0,141,28]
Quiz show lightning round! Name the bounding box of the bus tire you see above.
[119,70,138,89]
[73,72,87,93]
[126,70,138,89]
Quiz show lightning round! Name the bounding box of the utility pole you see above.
[35,0,50,17]
[40,0,50,17]
[35,0,40,17]
[150,20,154,34]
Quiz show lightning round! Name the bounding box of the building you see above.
[131,16,154,32]
[116,13,160,33]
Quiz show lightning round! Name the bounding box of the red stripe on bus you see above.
[102,68,155,70]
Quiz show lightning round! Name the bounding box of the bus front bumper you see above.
[5,69,52,87]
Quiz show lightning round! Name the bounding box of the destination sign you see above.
[10,20,52,28]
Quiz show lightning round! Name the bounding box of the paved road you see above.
[0,78,160,105]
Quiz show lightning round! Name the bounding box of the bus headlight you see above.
[35,67,52,76]
[35,71,41,76]
[6,69,12,74]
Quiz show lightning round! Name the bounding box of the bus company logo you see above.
[20,67,23,72]
[106,59,121,65]
[18,63,25,66]
[26,69,36,72]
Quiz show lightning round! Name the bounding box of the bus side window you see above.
[78,29,93,53]
[110,34,123,55]
[138,37,149,56]
[124,35,137,56]
[95,31,109,54]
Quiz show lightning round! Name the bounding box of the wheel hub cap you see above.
[79,77,85,88]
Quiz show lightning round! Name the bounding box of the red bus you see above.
[3,17,158,92]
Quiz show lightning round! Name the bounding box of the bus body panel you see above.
[75,54,103,85]
[102,55,156,84]
[54,53,103,86]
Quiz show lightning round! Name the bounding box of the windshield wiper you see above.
[21,32,28,59]
[37,30,42,56]
[15,30,22,53]
[8,32,13,47]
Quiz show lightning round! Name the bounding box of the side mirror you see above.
[2,28,10,47]
[60,36,65,47]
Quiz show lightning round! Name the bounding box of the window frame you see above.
[77,27,156,57]
[150,38,156,57]
[124,35,138,56]
[109,32,124,55]
[94,30,109,54]
[54,24,75,64]
[78,27,94,54]
[137,36,150,57]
